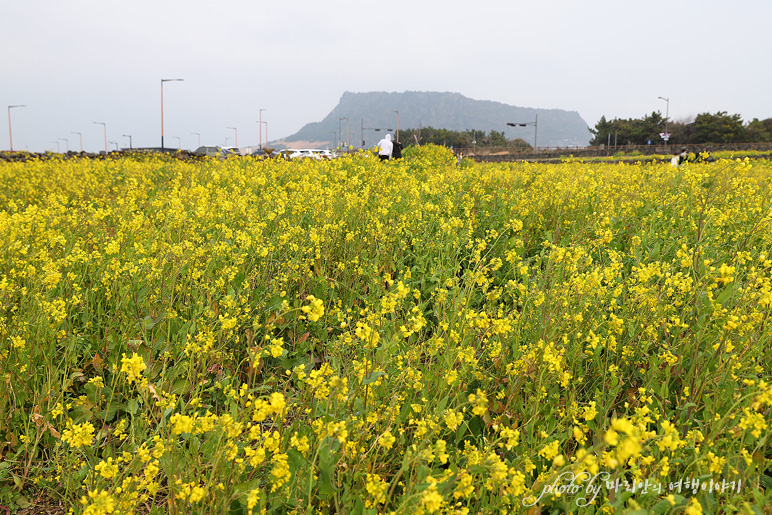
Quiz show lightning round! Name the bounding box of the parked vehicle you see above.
[194,145,229,158]
[286,149,335,160]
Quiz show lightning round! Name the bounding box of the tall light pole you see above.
[393,110,399,143]
[259,108,265,148]
[123,134,133,150]
[172,136,180,150]
[8,105,26,151]
[161,78,184,151]
[261,121,268,147]
[71,132,83,152]
[658,96,670,147]
[191,132,200,147]
[227,127,238,147]
[59,138,69,152]
[93,122,107,154]
[506,115,538,151]
[50,141,60,153]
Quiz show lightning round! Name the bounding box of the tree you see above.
[589,116,615,146]
[396,127,532,149]
[745,118,772,143]
[692,112,745,144]
[591,111,771,146]
[589,112,665,146]
[488,130,508,147]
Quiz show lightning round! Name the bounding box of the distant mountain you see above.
[270,91,591,149]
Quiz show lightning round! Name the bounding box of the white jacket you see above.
[377,134,393,156]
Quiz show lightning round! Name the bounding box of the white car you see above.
[287,149,334,160]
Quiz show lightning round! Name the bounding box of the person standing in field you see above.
[377,133,393,161]
[391,138,402,159]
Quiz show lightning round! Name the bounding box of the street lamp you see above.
[172,136,181,150]
[393,110,399,143]
[108,141,119,151]
[259,108,266,148]
[123,134,133,150]
[50,141,60,153]
[191,132,200,147]
[71,132,83,152]
[8,105,26,151]
[227,127,238,148]
[261,121,268,147]
[658,96,670,147]
[161,78,184,151]
[507,115,538,150]
[59,138,69,152]
[93,122,107,154]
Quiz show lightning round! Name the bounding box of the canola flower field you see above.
[0,146,770,514]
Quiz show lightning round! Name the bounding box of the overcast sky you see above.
[3,0,771,152]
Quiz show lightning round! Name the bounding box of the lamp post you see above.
[261,121,268,147]
[93,122,107,154]
[71,132,83,152]
[50,141,60,153]
[123,134,133,150]
[393,110,399,143]
[161,78,184,151]
[59,138,69,152]
[191,132,200,148]
[225,137,231,146]
[109,141,119,151]
[172,136,181,150]
[8,105,26,151]
[658,96,670,147]
[506,115,538,151]
[259,108,265,148]
[227,127,238,148]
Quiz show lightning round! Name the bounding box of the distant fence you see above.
[454,141,772,162]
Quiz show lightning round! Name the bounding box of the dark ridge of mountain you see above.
[271,91,591,149]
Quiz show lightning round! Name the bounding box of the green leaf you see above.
[318,436,340,497]
[362,370,387,385]
[287,448,307,474]
[650,500,676,514]
[101,401,124,422]
[127,398,139,416]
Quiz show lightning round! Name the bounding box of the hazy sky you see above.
[3,0,771,152]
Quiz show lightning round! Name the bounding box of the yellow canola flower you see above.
[119,352,146,385]
[62,421,95,448]
[301,295,325,322]
[420,479,445,513]
[80,489,116,515]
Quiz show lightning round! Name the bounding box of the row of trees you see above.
[590,111,772,147]
[396,127,531,149]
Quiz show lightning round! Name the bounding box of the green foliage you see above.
[693,111,745,144]
[398,127,531,150]
[592,111,772,146]
[590,112,667,146]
